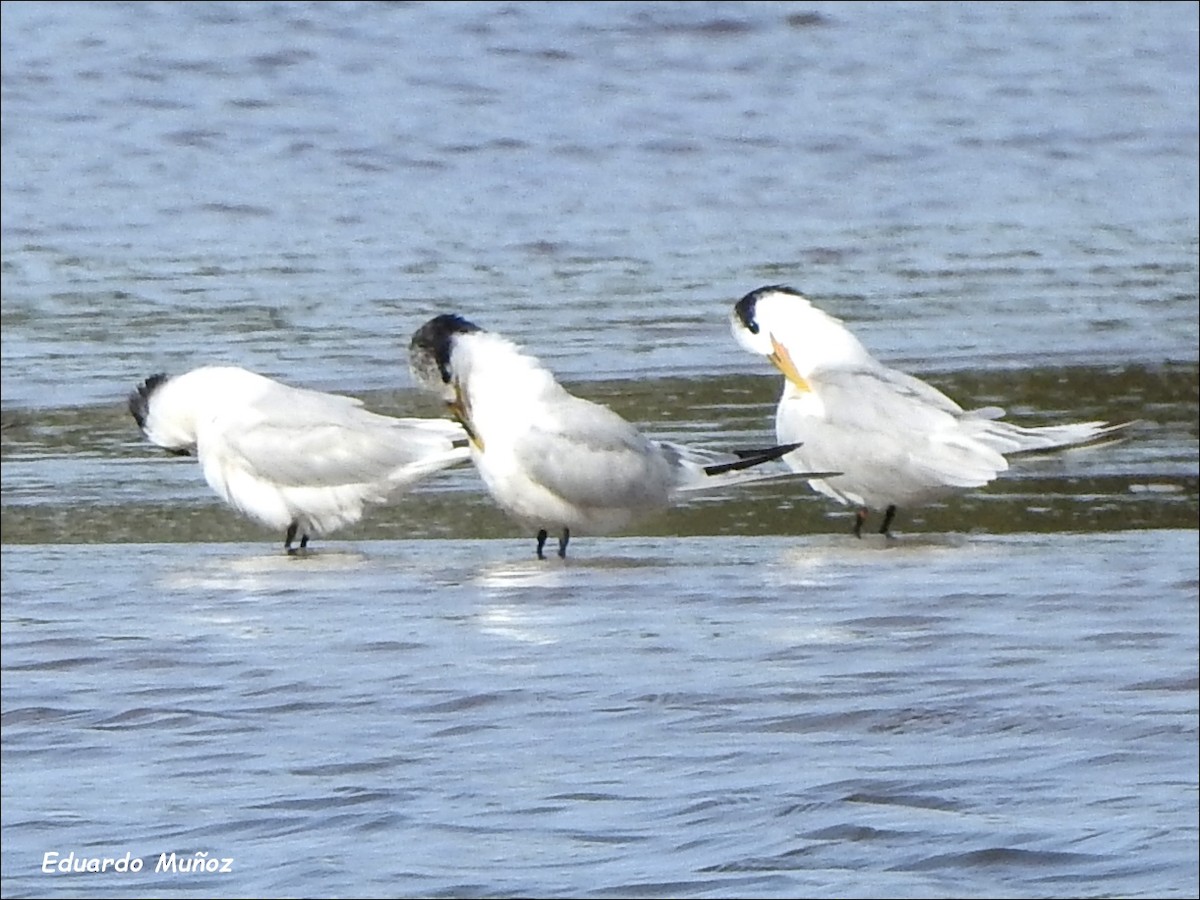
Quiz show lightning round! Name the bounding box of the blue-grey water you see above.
[1,2,1197,898]
[3,533,1197,900]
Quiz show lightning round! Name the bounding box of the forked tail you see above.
[387,445,473,487]
[976,418,1135,457]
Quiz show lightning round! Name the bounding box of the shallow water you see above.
[2,361,1197,548]
[1,2,1197,898]
[2,1,1198,409]
[2,534,1198,899]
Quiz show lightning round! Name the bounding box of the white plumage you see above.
[129,365,470,552]
[409,314,832,559]
[730,285,1130,536]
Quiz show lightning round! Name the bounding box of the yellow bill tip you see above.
[769,334,811,393]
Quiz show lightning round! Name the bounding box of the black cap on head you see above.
[733,285,800,334]
[128,373,170,431]
[409,314,482,384]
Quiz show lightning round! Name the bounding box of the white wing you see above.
[513,395,674,512]
[779,366,1008,508]
[212,385,468,489]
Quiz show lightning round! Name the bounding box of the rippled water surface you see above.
[3,535,1198,899]
[2,2,1197,898]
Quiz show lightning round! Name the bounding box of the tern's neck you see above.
[454,332,560,401]
[772,308,875,376]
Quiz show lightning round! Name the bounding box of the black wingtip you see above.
[128,373,169,431]
[730,442,802,460]
[703,442,802,476]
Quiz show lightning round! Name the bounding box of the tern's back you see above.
[130,365,469,552]
[131,365,282,453]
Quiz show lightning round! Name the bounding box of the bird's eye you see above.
[732,293,760,334]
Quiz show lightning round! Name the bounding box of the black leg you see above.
[536,529,548,560]
[853,509,867,538]
[879,505,897,537]
[557,528,570,559]
[285,523,311,556]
